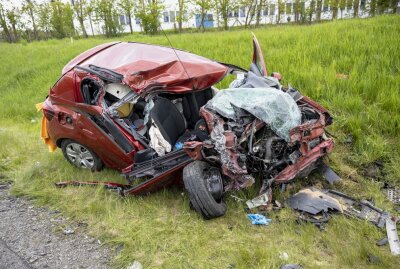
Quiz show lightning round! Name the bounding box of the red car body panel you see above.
[77,42,229,95]
[62,41,121,75]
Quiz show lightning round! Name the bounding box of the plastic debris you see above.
[247,214,271,225]
[126,261,143,269]
[386,217,400,255]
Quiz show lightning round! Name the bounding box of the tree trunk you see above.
[353,0,359,17]
[128,14,133,34]
[11,23,18,42]
[29,8,37,40]
[89,14,95,36]
[79,18,88,38]
[0,9,12,42]
[316,0,322,21]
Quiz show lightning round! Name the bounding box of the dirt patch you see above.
[0,184,113,269]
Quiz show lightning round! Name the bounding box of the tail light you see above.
[43,108,55,121]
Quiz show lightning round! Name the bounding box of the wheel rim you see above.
[65,143,95,169]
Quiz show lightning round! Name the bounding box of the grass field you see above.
[1,15,400,268]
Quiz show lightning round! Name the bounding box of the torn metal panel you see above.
[318,163,341,185]
[325,190,389,228]
[287,188,343,215]
[201,107,255,191]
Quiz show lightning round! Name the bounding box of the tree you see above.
[331,0,339,19]
[191,0,214,31]
[307,0,315,22]
[0,3,12,42]
[277,0,285,24]
[22,0,38,40]
[353,0,360,17]
[37,2,51,39]
[72,0,88,38]
[118,0,134,34]
[50,1,75,38]
[135,0,163,34]
[94,0,120,37]
[176,0,188,32]
[369,0,377,16]
[6,8,19,42]
[316,0,322,21]
[339,0,346,18]
[256,0,267,27]
[215,0,235,30]
[86,1,95,36]
[293,0,301,22]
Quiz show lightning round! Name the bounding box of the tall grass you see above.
[0,16,399,268]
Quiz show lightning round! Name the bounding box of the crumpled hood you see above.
[78,42,229,95]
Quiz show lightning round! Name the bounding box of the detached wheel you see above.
[61,139,103,171]
[183,161,227,219]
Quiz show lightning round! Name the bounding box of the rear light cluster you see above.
[43,108,55,121]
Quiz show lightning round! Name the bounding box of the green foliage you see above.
[0,16,399,268]
[134,0,163,35]
[93,0,121,37]
[49,1,75,38]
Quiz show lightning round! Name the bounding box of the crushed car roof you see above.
[64,42,229,95]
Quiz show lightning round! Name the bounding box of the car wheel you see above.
[183,161,227,219]
[61,139,103,171]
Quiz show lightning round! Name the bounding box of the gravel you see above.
[0,184,113,269]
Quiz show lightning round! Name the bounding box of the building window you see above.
[228,10,233,18]
[323,0,330,12]
[240,6,246,17]
[270,4,275,15]
[263,6,268,16]
[233,10,239,17]
[163,11,169,23]
[169,11,175,22]
[119,15,126,25]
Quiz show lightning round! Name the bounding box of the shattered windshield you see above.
[205,87,301,141]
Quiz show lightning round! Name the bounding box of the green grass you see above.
[1,15,400,268]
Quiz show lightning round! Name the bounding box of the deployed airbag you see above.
[205,87,301,141]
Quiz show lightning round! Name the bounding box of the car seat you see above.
[149,97,208,148]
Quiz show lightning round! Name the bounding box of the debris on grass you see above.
[287,187,390,228]
[126,261,143,269]
[280,264,303,269]
[247,214,272,225]
[382,185,400,205]
[62,227,75,235]
[335,73,349,79]
[376,237,389,246]
[386,217,400,256]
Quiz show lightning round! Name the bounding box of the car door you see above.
[251,33,268,77]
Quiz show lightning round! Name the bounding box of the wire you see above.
[159,25,191,81]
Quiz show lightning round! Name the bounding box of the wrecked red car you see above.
[39,37,334,219]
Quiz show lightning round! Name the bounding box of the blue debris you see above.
[174,142,184,150]
[247,214,272,225]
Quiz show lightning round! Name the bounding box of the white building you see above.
[81,0,387,35]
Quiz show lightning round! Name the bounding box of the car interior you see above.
[80,77,213,164]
